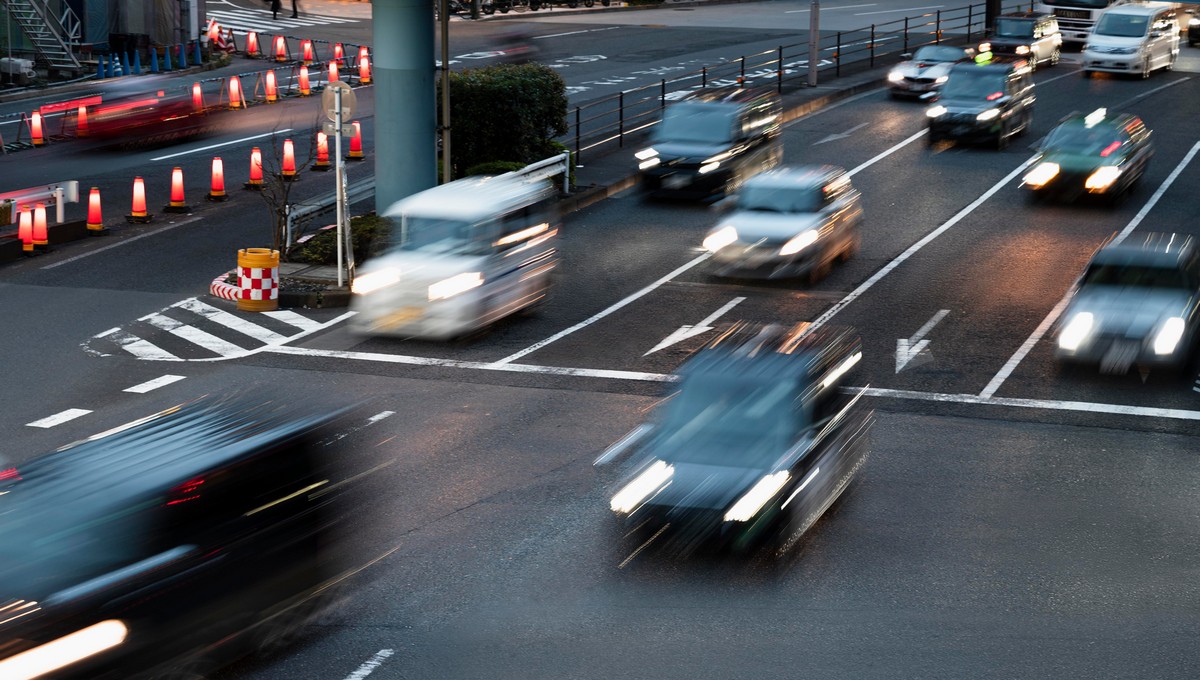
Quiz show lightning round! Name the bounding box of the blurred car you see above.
[886,45,974,99]
[926,58,1035,149]
[1022,108,1153,203]
[636,85,782,201]
[1189,10,1199,47]
[606,322,872,554]
[0,397,355,679]
[702,165,862,283]
[350,174,559,340]
[1081,2,1179,79]
[1055,232,1200,373]
[978,12,1062,70]
[86,76,229,148]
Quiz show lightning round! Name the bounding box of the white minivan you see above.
[350,175,559,340]
[1082,2,1179,79]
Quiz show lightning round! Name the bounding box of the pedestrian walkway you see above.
[206,2,362,36]
[84,296,346,361]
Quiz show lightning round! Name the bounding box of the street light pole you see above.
[807,0,820,87]
[440,0,452,184]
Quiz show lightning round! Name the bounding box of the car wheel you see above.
[1081,69,1092,79]
[1049,47,1061,67]
[839,233,861,262]
[927,131,939,146]
[584,0,595,5]
[567,0,578,6]
[995,125,1010,151]
[1140,57,1151,79]
[1166,51,1177,71]
[807,256,832,285]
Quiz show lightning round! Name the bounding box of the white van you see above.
[1082,2,1180,78]
[349,175,559,340]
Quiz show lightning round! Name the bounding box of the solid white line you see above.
[27,409,92,428]
[341,649,395,680]
[261,309,323,332]
[491,252,711,365]
[696,296,746,327]
[123,374,187,393]
[1111,140,1200,246]
[209,8,357,24]
[106,328,182,361]
[809,155,1038,332]
[150,129,292,162]
[175,298,288,344]
[143,313,248,357]
[786,3,876,12]
[856,4,942,14]
[41,217,202,270]
[847,128,927,177]
[1115,76,1190,109]
[978,294,1071,398]
[536,26,621,39]
[862,387,1200,422]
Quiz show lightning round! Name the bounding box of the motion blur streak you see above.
[0,620,127,680]
[618,523,671,570]
[610,461,674,513]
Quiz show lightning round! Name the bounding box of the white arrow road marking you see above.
[814,122,869,145]
[644,297,746,356]
[896,309,949,373]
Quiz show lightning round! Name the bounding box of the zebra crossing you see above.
[206,6,361,36]
[84,297,350,362]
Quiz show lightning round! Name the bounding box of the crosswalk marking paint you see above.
[207,9,359,35]
[98,327,182,361]
[175,298,288,344]
[261,309,324,332]
[27,409,92,428]
[143,314,249,358]
[123,375,187,394]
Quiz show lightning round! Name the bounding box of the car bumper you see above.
[888,80,941,96]
[1054,336,1187,369]
[1081,52,1141,72]
[710,245,823,279]
[929,119,1002,142]
[640,166,730,198]
[349,293,482,340]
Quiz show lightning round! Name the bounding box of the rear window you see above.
[1082,263,1192,289]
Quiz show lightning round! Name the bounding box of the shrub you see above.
[464,160,528,176]
[288,213,391,265]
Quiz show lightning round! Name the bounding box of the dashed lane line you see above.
[123,375,187,394]
[26,409,92,428]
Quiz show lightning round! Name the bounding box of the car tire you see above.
[839,233,861,262]
[1140,57,1151,79]
[1081,69,1092,79]
[807,256,832,285]
[1166,51,1177,71]
[584,0,595,5]
[1049,47,1061,67]
[927,132,939,146]
[482,3,496,12]
[995,125,1009,151]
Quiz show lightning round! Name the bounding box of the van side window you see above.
[494,197,555,251]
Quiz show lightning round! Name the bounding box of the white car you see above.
[1082,2,1180,78]
[886,45,973,99]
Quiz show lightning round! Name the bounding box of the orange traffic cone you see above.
[282,139,297,181]
[333,43,344,65]
[246,31,260,57]
[30,112,45,146]
[87,187,107,235]
[298,65,311,96]
[274,35,287,63]
[165,166,191,213]
[328,60,339,83]
[208,157,228,201]
[127,176,152,223]
[244,147,265,190]
[346,121,364,161]
[77,105,90,137]
[32,203,48,248]
[312,131,330,171]
[193,82,204,111]
[301,40,314,65]
[358,46,371,84]
[265,70,278,103]
[17,206,33,253]
[228,75,244,109]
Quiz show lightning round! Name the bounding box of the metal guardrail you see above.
[0,180,79,224]
[564,1,1030,162]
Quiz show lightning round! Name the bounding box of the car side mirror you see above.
[900,52,912,60]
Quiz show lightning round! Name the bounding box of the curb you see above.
[477,0,762,21]
[277,287,352,309]
[1,219,89,261]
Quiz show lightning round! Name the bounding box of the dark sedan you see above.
[1022,108,1153,203]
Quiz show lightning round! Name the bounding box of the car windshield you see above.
[656,373,800,467]
[655,102,737,144]
[396,216,483,254]
[994,18,1035,38]
[941,71,1006,100]
[1082,263,1191,289]
[1093,13,1149,37]
[912,46,966,63]
[738,184,823,213]
[1041,0,1110,7]
[1045,123,1126,155]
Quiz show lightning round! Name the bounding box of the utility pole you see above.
[807,0,820,87]
[440,0,452,184]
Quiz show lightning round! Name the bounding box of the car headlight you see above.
[1153,317,1186,355]
[611,460,674,514]
[351,268,401,295]
[634,147,658,161]
[1190,17,1200,26]
[978,42,992,53]
[935,75,948,84]
[926,105,947,118]
[1114,46,1137,55]
[724,471,790,523]
[1058,312,1094,351]
[977,108,1000,122]
[703,225,738,253]
[1085,166,1121,192]
[0,620,129,680]
[428,272,483,301]
[1023,162,1060,189]
[887,70,904,82]
[698,161,721,174]
[639,157,661,170]
[1015,45,1031,55]
[779,229,820,256]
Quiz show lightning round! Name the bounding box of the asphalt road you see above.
[3,5,1200,679]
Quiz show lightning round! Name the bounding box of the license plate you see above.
[1100,341,1139,374]
[378,306,422,330]
[663,174,690,189]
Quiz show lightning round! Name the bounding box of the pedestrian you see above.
[291,0,301,18]
[271,0,282,19]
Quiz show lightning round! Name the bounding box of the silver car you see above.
[702,166,863,283]
[1055,232,1200,373]
[886,45,973,99]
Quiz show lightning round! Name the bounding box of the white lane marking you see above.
[41,217,203,270]
[786,3,877,12]
[1115,76,1190,109]
[492,253,711,366]
[367,410,395,425]
[150,129,293,162]
[27,409,92,428]
[814,121,870,145]
[320,411,396,446]
[341,649,395,680]
[981,139,1200,397]
[96,327,182,361]
[261,309,324,332]
[862,387,1200,422]
[535,26,621,39]
[809,156,1038,332]
[644,296,745,356]
[895,308,949,373]
[856,4,943,15]
[175,298,288,343]
[595,423,654,466]
[123,374,187,393]
[142,313,248,357]
[847,128,926,177]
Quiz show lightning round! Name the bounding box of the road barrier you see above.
[127,176,151,223]
[165,167,190,213]
[86,187,106,234]
[236,248,280,312]
[0,181,80,225]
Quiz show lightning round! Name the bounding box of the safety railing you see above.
[0,180,80,225]
[565,0,1029,162]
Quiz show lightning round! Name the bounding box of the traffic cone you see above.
[265,70,278,103]
[30,112,45,146]
[133,51,142,75]
[312,131,330,171]
[164,45,173,71]
[127,176,152,223]
[207,19,220,44]
[150,47,160,73]
[333,43,344,65]
[194,41,202,65]
[246,32,260,58]
[301,40,314,65]
[165,167,191,213]
[282,139,297,181]
[86,187,107,235]
[228,75,244,109]
[76,105,89,138]
[358,46,371,84]
[274,35,287,63]
[328,60,339,83]
[192,82,204,111]
[97,58,106,79]
[244,147,265,190]
[208,157,228,201]
[17,206,33,253]
[32,203,48,248]
[298,66,311,96]
[346,121,364,161]
[179,43,188,68]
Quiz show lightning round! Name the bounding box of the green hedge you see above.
[464,160,527,176]
[288,213,390,265]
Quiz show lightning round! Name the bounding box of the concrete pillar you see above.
[373,0,437,214]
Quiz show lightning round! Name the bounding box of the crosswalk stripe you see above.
[210,8,358,23]
[261,309,324,332]
[143,313,249,358]
[175,298,289,344]
[101,327,182,360]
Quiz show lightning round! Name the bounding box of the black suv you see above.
[926,59,1036,149]
[981,12,1063,70]
[636,86,783,201]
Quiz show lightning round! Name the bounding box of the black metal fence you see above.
[566,1,1029,162]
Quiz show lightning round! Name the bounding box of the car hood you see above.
[1068,286,1193,337]
[721,211,825,241]
[988,36,1034,47]
[938,98,995,114]
[1086,34,1146,50]
[647,141,733,162]
[891,61,954,78]
[1037,151,1116,172]
[646,462,771,512]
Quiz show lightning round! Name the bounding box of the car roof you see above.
[678,322,862,389]
[742,165,847,190]
[1102,2,1172,15]
[1092,232,1195,268]
[383,175,556,222]
[680,85,778,106]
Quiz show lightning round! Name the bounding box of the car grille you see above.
[1053,8,1088,19]
[904,76,937,84]
[944,112,977,124]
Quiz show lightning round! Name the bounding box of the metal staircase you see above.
[0,0,82,73]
